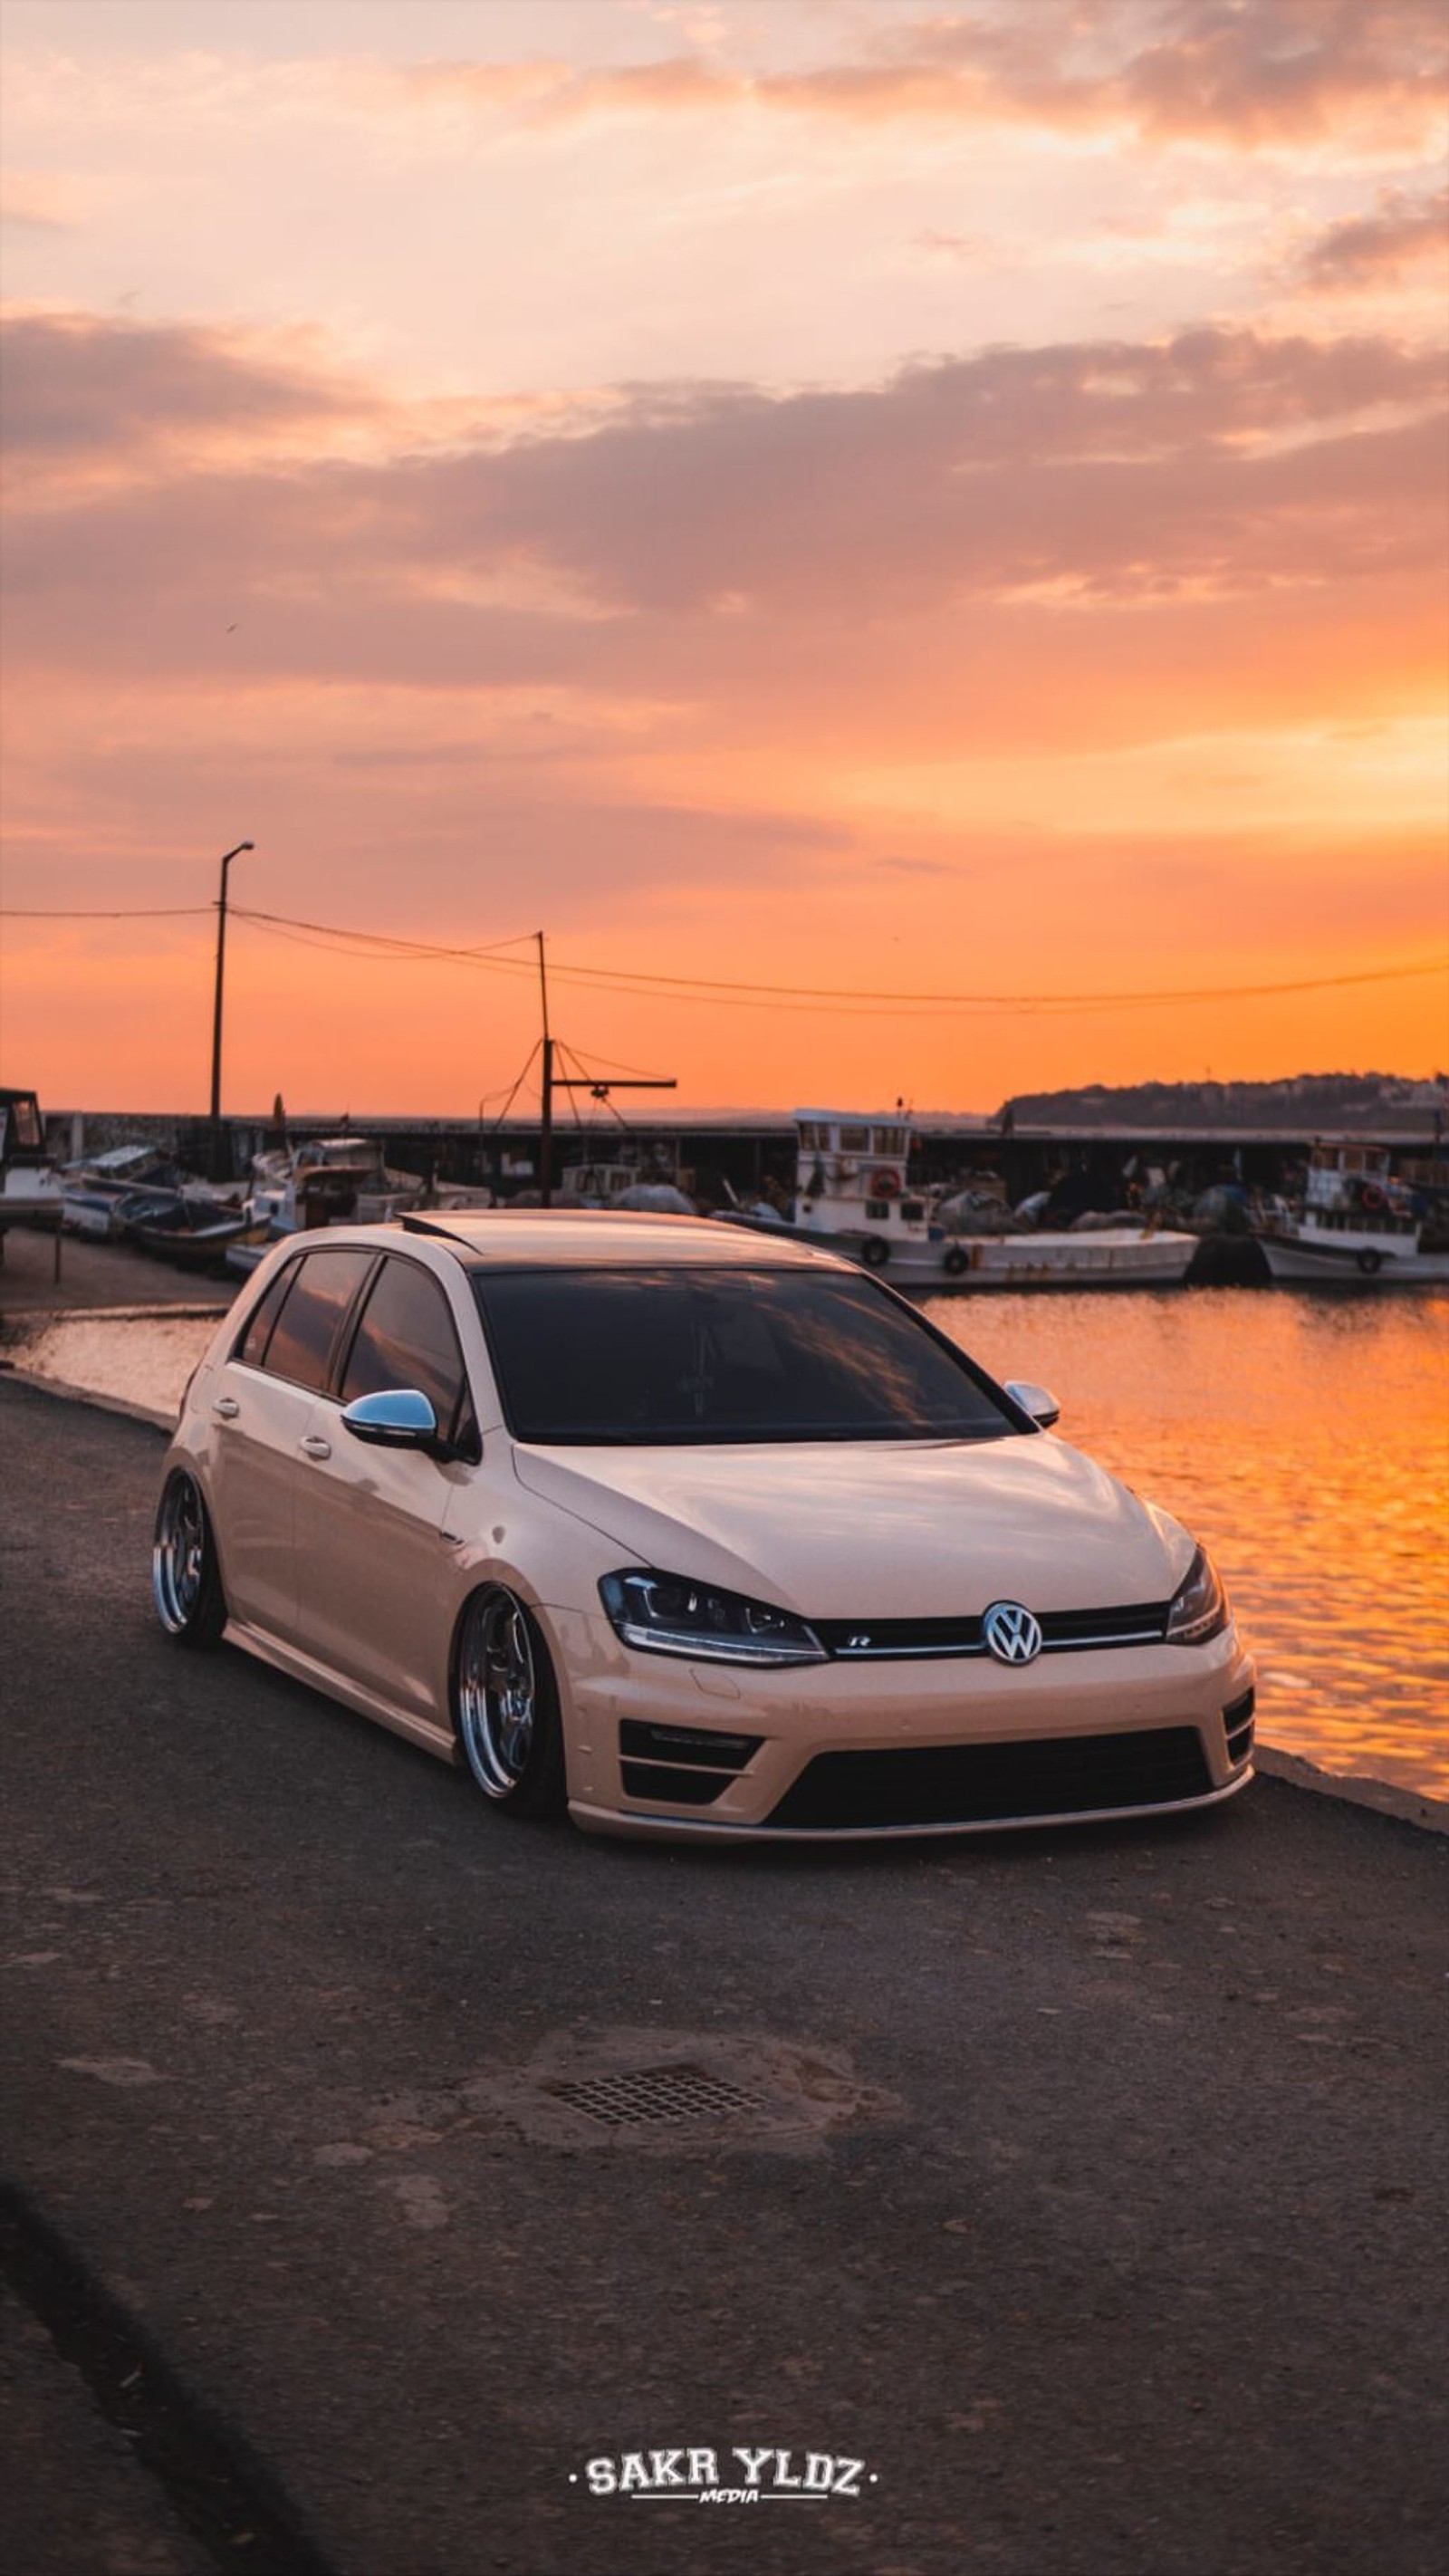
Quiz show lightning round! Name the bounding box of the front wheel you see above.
[453,1587,566,1818]
[152,1470,227,1648]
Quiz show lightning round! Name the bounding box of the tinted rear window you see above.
[472,1266,1017,1444]
[340,1255,469,1437]
[234,1260,295,1369]
[259,1248,374,1393]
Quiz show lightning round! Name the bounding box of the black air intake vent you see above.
[767,1727,1213,1831]
[619,1719,763,1810]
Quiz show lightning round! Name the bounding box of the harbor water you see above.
[925,1286,1449,1800]
[7,1281,1446,1800]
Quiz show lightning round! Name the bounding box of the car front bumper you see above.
[549,1610,1257,1842]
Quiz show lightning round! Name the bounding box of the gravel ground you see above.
[2,1379,1445,2576]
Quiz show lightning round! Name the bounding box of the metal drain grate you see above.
[549,2066,763,2129]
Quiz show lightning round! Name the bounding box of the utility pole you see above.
[208,841,254,1180]
[536,931,554,1206]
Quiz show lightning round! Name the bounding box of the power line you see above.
[1,905,211,918]
[5,898,1445,1017]
[237,909,538,962]
[476,953,1449,1012]
[216,913,1449,1014]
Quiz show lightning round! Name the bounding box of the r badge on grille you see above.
[982,1601,1043,1666]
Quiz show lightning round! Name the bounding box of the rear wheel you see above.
[151,1470,227,1648]
[453,1587,566,1818]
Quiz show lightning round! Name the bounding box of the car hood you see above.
[512,1435,1194,1619]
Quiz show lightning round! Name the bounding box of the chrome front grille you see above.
[810,1602,1170,1661]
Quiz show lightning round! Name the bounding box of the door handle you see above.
[213,1396,240,1420]
[300,1434,332,1460]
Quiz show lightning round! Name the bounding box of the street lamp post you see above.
[209,841,254,1179]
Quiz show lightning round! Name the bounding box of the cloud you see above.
[5,313,1444,690]
[1298,184,1449,287]
[911,231,995,265]
[0,312,369,467]
[0,176,87,234]
[786,1,1449,150]
[360,1,1449,154]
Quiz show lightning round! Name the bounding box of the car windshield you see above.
[471,1265,1020,1445]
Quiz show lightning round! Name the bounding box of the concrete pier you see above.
[1,1376,1444,2574]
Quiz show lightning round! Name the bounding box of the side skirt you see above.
[224,1619,458,1764]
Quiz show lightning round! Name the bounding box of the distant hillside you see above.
[998,1073,1448,1130]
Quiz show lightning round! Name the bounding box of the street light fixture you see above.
[209,841,254,1177]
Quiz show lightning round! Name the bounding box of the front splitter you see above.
[568,1764,1254,1844]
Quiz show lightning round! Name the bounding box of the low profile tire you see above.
[453,1586,566,1819]
[151,1469,227,1648]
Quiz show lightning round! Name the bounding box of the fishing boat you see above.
[728,1110,1197,1290]
[1255,1142,1449,1285]
[60,1144,181,1235]
[123,1194,260,1270]
[248,1136,427,1232]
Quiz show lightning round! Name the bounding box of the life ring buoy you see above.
[943,1244,970,1276]
[861,1235,890,1268]
[1356,1246,1383,1275]
[1358,1183,1387,1213]
[868,1168,900,1200]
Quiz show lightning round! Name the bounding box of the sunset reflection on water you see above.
[926,1286,1449,1799]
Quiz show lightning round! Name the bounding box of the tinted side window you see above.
[260,1249,375,1393]
[339,1256,468,1437]
[234,1261,297,1368]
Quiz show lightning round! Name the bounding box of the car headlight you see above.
[1166,1546,1229,1645]
[600,1570,827,1667]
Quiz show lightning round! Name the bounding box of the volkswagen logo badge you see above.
[983,1601,1043,1666]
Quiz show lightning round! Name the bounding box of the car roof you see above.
[396,1209,847,1272]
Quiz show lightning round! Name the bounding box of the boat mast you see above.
[534,930,677,1205]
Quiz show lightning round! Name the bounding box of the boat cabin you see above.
[793,1110,936,1247]
[0,1088,46,1174]
[1302,1142,1415,1239]
[561,1158,651,1204]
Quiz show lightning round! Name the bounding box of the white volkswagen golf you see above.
[153,1211,1256,1841]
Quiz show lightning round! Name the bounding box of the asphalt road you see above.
[3,1378,1445,2576]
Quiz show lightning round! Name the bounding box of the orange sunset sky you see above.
[1,0,1446,1118]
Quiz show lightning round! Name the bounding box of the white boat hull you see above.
[61,1189,120,1236]
[806,1227,1198,1290]
[1258,1234,1449,1286]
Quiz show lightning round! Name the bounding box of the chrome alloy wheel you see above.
[457,1588,541,1798]
[152,1473,207,1632]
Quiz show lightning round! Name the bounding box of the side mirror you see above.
[1004,1379,1060,1430]
[341,1389,439,1448]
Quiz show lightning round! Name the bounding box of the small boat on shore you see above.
[719,1111,1198,1290]
[1255,1142,1449,1286]
[60,1144,181,1236]
[124,1195,260,1270]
